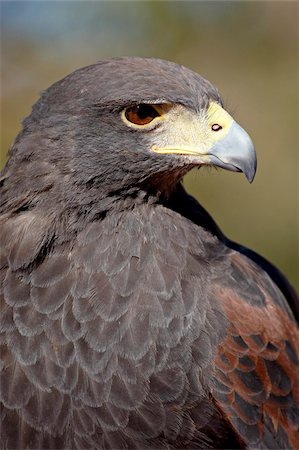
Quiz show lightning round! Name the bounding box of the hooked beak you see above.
[206,121,257,183]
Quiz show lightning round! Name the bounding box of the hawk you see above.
[1,57,298,449]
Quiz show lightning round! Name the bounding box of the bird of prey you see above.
[0,57,298,450]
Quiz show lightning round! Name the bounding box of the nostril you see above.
[212,124,223,131]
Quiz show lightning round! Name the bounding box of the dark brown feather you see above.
[0,205,245,449]
[211,253,299,448]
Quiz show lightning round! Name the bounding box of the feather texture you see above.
[1,203,297,449]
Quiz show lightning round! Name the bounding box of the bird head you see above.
[2,57,256,218]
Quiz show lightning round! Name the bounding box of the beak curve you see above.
[207,121,257,183]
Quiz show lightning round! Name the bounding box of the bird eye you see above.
[211,123,223,132]
[124,104,160,126]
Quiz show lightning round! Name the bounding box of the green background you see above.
[1,1,298,291]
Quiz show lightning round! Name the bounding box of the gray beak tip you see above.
[208,121,257,184]
[244,150,257,183]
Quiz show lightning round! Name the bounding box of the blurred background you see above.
[1,1,298,291]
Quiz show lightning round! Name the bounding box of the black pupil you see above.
[135,104,159,120]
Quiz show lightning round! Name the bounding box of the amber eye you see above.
[211,123,223,132]
[125,104,160,126]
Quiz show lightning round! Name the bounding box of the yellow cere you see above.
[150,101,236,157]
[207,102,234,140]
